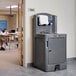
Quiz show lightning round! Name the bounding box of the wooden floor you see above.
[0,50,20,69]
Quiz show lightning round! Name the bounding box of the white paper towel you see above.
[38,15,48,25]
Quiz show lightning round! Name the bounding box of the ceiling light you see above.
[6,5,18,8]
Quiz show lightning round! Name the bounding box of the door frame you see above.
[18,0,27,67]
[18,0,23,66]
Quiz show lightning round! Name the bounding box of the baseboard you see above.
[27,63,33,67]
[27,57,76,67]
[67,57,76,61]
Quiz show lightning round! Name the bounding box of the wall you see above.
[0,15,9,30]
[0,15,17,31]
[24,0,76,64]
[8,15,17,31]
[0,10,18,31]
[75,0,76,57]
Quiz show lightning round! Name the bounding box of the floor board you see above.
[0,60,76,76]
[0,50,20,68]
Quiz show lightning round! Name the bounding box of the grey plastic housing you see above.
[33,13,67,72]
[33,13,57,35]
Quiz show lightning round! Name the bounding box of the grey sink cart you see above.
[33,13,67,72]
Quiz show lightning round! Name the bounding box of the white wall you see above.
[75,0,76,57]
[24,0,76,65]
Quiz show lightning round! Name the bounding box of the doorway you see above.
[0,0,23,68]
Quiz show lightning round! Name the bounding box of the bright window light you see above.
[6,5,18,8]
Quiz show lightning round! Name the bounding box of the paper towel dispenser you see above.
[33,13,57,34]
